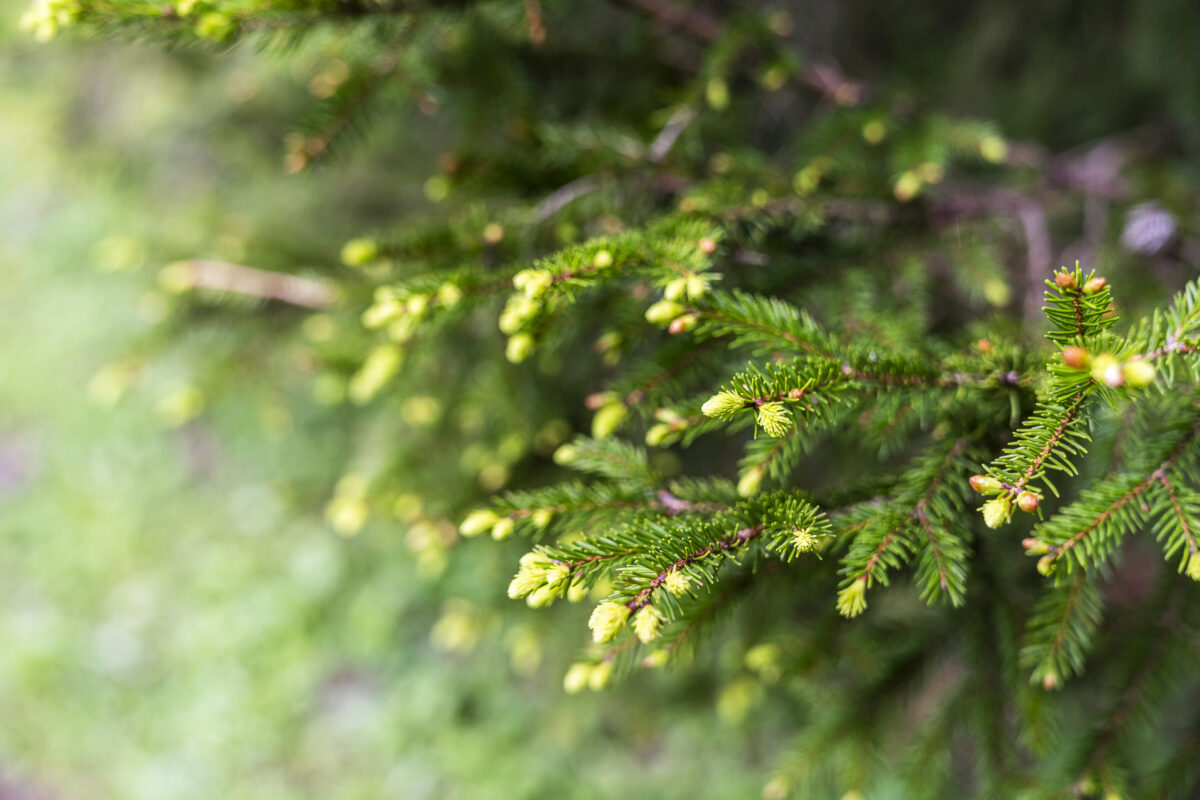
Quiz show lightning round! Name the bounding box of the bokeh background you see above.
[0,6,788,799]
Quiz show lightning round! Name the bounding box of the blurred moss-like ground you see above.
[0,12,790,800]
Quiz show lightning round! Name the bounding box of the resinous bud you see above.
[1054,271,1078,291]
[969,475,1002,494]
[1022,538,1050,555]
[668,314,698,335]
[1061,346,1090,369]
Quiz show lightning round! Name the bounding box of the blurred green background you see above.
[0,6,801,799]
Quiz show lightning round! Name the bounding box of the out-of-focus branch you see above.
[605,0,867,106]
[161,260,336,309]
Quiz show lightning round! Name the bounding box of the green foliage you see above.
[19,0,1200,797]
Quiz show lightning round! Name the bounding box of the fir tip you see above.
[981,496,1013,529]
[645,299,687,326]
[701,391,745,420]
[663,571,690,597]
[737,468,764,497]
[513,268,553,299]
[588,602,631,643]
[632,605,664,644]
[505,333,535,364]
[791,528,819,553]
[460,508,500,537]
[1186,552,1200,582]
[591,403,628,439]
[562,663,591,694]
[755,401,792,438]
[490,517,515,540]
[837,578,868,618]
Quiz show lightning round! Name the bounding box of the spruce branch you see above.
[1030,416,1200,575]
[1020,572,1104,689]
[837,437,976,615]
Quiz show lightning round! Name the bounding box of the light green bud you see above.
[645,423,672,447]
[563,663,591,694]
[632,605,664,644]
[513,269,553,298]
[1186,552,1200,582]
[340,237,379,267]
[588,601,631,643]
[543,563,570,592]
[437,282,463,308]
[592,403,628,439]
[737,468,764,497]
[645,300,687,326]
[663,571,690,596]
[706,77,730,110]
[361,299,403,329]
[1122,359,1156,388]
[526,584,557,608]
[701,390,745,420]
[490,517,515,541]
[642,649,669,668]
[685,273,710,299]
[506,333,536,364]
[530,509,553,529]
[406,295,428,317]
[893,170,922,202]
[461,509,500,537]
[508,568,543,599]
[499,294,539,334]
[588,661,613,691]
[979,135,1008,164]
[837,578,868,618]
[791,528,819,553]
[553,443,578,465]
[663,278,688,302]
[1090,353,1123,387]
[195,11,235,41]
[566,582,588,603]
[756,401,792,438]
[982,496,1013,529]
